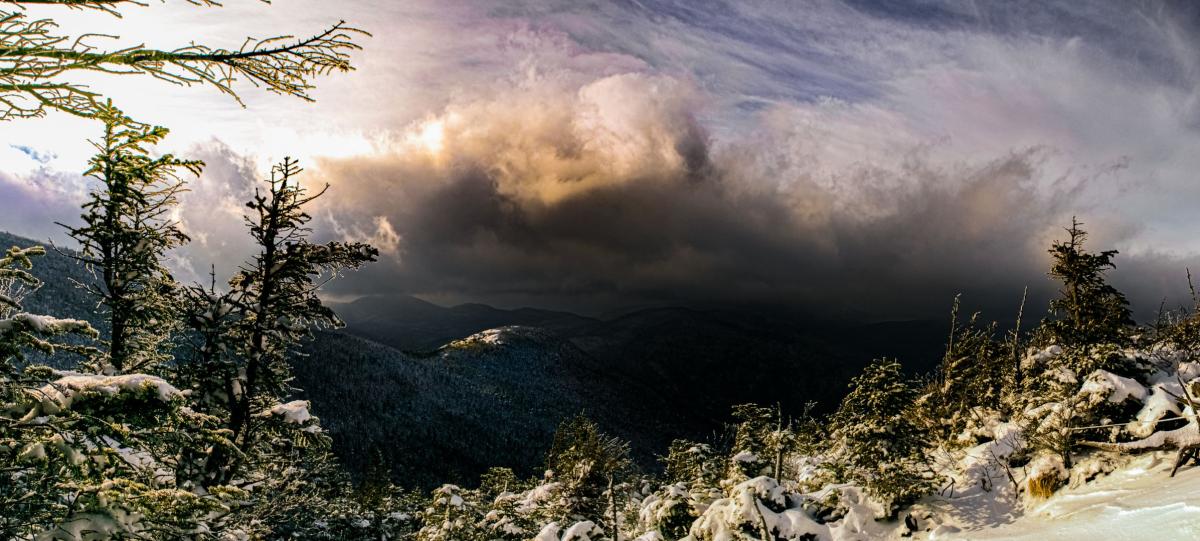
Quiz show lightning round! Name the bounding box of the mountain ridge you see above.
[2,229,949,488]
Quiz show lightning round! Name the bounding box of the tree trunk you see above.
[608,474,620,541]
[772,403,784,480]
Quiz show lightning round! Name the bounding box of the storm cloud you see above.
[302,66,1194,319]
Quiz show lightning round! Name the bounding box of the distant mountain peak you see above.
[336,294,596,352]
[440,325,550,352]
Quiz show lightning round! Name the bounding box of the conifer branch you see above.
[0,7,365,119]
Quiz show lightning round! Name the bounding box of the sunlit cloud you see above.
[413,120,446,156]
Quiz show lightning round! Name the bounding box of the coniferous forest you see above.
[4,2,1200,540]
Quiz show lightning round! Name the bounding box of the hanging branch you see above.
[0,3,366,119]
[3,1,240,16]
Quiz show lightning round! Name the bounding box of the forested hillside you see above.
[5,227,949,490]
[318,299,949,487]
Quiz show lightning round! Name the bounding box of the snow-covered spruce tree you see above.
[917,298,1009,444]
[1154,267,1200,353]
[11,107,246,538]
[473,466,526,539]
[0,245,238,538]
[416,483,484,541]
[352,447,402,532]
[476,466,590,541]
[306,447,423,540]
[0,245,85,536]
[480,465,522,500]
[0,246,37,319]
[787,402,828,487]
[1013,221,1147,475]
[826,358,931,517]
[664,439,723,489]
[0,244,96,390]
[180,157,377,534]
[1013,342,1150,476]
[62,104,198,375]
[726,404,774,481]
[637,483,696,541]
[541,414,635,538]
[280,455,421,541]
[1044,217,1134,352]
[633,441,724,540]
[0,247,99,368]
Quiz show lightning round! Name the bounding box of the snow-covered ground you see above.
[932,452,1200,540]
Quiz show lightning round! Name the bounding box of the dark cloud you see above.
[295,71,1194,321]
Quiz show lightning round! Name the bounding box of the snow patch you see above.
[261,400,316,426]
[1079,370,1146,404]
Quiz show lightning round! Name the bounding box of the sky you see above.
[3,0,1200,320]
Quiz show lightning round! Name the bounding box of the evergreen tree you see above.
[637,482,697,541]
[543,414,634,535]
[645,442,725,541]
[479,466,521,500]
[291,478,422,541]
[0,3,372,536]
[358,447,397,515]
[663,439,722,489]
[192,157,377,486]
[827,358,931,516]
[323,446,419,540]
[920,297,1009,442]
[417,484,482,541]
[726,403,775,480]
[178,157,377,531]
[0,245,234,539]
[477,468,538,541]
[1013,220,1146,470]
[1045,217,1134,348]
[63,104,198,375]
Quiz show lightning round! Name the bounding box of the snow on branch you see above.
[21,370,181,419]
